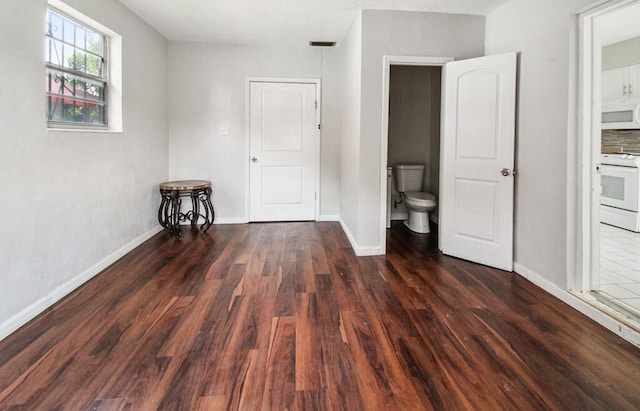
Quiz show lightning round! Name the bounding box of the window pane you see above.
[46,69,106,125]
[47,9,105,57]
[85,54,103,77]
[46,10,64,40]
[87,32,104,55]
[63,19,75,44]
[46,38,104,77]
[46,70,105,101]
[63,43,74,69]
[45,37,57,66]
[46,96,105,124]
[75,26,86,49]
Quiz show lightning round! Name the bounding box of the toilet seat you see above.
[404,192,436,206]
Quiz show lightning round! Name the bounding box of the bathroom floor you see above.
[597,223,640,320]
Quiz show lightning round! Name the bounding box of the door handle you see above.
[251,157,258,163]
[501,168,511,176]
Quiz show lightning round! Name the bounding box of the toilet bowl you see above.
[403,191,437,233]
[392,164,437,234]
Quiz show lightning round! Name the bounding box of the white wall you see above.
[0,0,169,339]
[167,42,341,222]
[346,10,485,252]
[338,14,363,242]
[319,48,342,220]
[485,0,593,288]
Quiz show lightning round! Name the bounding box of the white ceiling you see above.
[116,0,511,46]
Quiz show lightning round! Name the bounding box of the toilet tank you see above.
[393,165,424,192]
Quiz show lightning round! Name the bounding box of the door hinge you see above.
[315,100,318,109]
[318,124,321,130]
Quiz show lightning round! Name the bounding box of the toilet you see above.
[392,165,437,234]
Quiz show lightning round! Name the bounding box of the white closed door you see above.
[249,81,318,222]
[439,52,517,271]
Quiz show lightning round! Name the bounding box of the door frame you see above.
[244,77,321,223]
[571,0,639,292]
[380,56,453,253]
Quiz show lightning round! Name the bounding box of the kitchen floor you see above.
[598,223,640,319]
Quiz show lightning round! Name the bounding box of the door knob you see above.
[501,168,511,176]
[251,157,258,163]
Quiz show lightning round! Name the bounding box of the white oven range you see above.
[600,153,640,232]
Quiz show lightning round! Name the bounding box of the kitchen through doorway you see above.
[579,0,640,328]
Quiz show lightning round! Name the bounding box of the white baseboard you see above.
[514,262,640,348]
[212,217,247,224]
[338,217,383,256]
[318,214,340,222]
[391,212,439,225]
[390,210,408,221]
[0,226,163,342]
[213,216,339,224]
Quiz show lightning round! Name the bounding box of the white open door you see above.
[439,52,517,271]
[249,81,318,222]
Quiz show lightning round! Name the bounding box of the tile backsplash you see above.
[602,129,640,153]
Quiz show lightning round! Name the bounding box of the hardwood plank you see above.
[196,395,230,410]
[262,316,296,410]
[339,310,389,410]
[236,270,284,409]
[307,225,331,275]
[88,397,132,410]
[295,292,325,391]
[314,273,367,411]
[0,221,638,410]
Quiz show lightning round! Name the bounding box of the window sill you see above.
[47,125,123,134]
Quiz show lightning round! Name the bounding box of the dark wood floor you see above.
[0,222,639,410]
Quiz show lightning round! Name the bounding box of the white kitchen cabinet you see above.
[602,67,629,105]
[630,65,640,102]
[602,64,640,105]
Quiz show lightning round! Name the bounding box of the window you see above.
[46,7,107,127]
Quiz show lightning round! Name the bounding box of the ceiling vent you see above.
[309,41,336,47]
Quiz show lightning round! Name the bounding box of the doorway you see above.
[387,65,442,224]
[380,54,517,272]
[577,0,640,327]
[380,56,452,254]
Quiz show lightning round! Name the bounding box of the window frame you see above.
[45,5,114,131]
